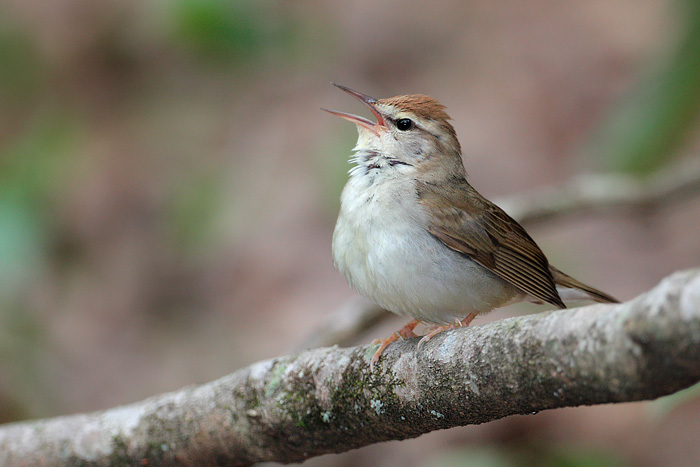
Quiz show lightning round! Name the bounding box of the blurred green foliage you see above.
[0,15,71,419]
[0,198,46,296]
[0,112,79,419]
[650,380,700,419]
[591,0,700,175]
[0,302,56,420]
[0,112,80,298]
[429,446,515,467]
[315,130,359,216]
[542,447,628,467]
[430,444,628,467]
[165,169,225,252]
[0,113,79,206]
[0,21,43,115]
[167,0,298,64]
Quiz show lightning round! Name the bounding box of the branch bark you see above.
[1,269,700,466]
[495,157,700,225]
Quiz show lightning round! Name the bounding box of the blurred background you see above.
[1,0,700,465]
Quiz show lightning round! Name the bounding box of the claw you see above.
[416,313,477,350]
[416,324,453,350]
[370,319,421,365]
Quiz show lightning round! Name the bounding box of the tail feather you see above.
[549,265,620,304]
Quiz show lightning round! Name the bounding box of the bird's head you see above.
[324,84,464,178]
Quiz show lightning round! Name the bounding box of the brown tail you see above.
[549,265,620,304]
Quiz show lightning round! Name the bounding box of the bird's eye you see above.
[396,118,414,131]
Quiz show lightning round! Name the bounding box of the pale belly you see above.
[332,178,523,324]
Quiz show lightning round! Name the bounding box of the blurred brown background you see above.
[1,0,700,466]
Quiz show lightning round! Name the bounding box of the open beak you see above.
[322,83,386,135]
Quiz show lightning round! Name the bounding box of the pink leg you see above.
[371,319,421,363]
[417,312,478,349]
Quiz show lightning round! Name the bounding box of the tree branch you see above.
[496,157,700,225]
[1,269,700,466]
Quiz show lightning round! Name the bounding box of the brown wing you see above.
[417,179,565,308]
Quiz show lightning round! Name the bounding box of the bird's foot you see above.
[417,313,477,350]
[371,319,421,364]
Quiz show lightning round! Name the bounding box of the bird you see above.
[324,83,619,363]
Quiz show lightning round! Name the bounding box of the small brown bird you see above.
[325,84,618,363]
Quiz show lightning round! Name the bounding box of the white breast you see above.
[332,171,521,324]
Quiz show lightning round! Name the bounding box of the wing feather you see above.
[418,178,565,308]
